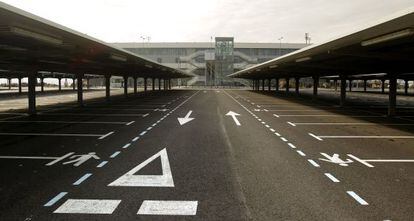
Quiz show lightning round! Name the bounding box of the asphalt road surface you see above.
[0,89,413,220]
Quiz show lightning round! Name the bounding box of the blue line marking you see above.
[73,173,92,185]
[44,192,68,207]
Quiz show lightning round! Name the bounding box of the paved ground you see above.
[0,89,413,220]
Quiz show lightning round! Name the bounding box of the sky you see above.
[2,0,414,44]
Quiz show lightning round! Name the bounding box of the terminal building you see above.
[112,37,308,86]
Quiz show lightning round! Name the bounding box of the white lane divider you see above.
[287,143,296,149]
[347,191,369,205]
[324,173,340,183]
[44,192,68,207]
[54,199,121,214]
[132,136,140,142]
[122,143,131,149]
[280,137,288,142]
[137,200,198,216]
[97,161,108,168]
[307,159,320,168]
[139,131,147,136]
[73,173,92,186]
[296,150,306,157]
[110,151,121,158]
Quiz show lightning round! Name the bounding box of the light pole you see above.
[278,37,284,56]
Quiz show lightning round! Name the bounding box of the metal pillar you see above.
[334,79,338,91]
[276,78,279,91]
[169,79,172,90]
[58,78,62,91]
[40,77,44,92]
[158,78,161,90]
[86,78,90,90]
[133,77,137,94]
[340,76,346,107]
[72,78,76,91]
[77,74,83,106]
[261,79,265,91]
[105,75,111,101]
[363,80,367,92]
[164,79,167,90]
[285,78,290,93]
[388,76,397,116]
[144,78,147,92]
[123,76,128,97]
[152,78,155,91]
[28,73,36,115]
[268,79,271,91]
[312,76,319,98]
[295,77,300,95]
[349,80,352,92]
[381,79,385,93]
[18,77,22,94]
[8,78,11,90]
[405,80,409,95]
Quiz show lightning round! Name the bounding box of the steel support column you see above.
[58,77,62,91]
[295,77,300,95]
[77,74,84,106]
[133,77,137,94]
[381,79,385,93]
[349,80,352,92]
[40,77,44,92]
[275,78,279,92]
[286,78,290,93]
[363,80,367,92]
[388,76,397,116]
[123,76,128,97]
[18,77,22,94]
[405,80,409,95]
[72,78,76,91]
[152,78,155,91]
[158,79,161,90]
[261,79,265,91]
[28,73,36,115]
[313,76,319,99]
[144,78,147,92]
[268,79,271,91]
[105,75,111,101]
[340,76,346,107]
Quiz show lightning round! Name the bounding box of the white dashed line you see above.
[309,133,323,141]
[270,128,275,132]
[324,173,340,182]
[139,131,147,136]
[73,173,92,185]
[110,151,121,158]
[273,114,280,118]
[275,133,281,136]
[44,192,68,207]
[132,136,140,142]
[296,150,306,156]
[307,159,320,167]
[97,161,108,168]
[126,121,135,126]
[347,191,369,205]
[122,143,131,149]
[287,143,296,149]
[287,121,296,127]
[280,137,288,142]
[98,131,114,140]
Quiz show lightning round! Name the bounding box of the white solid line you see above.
[139,131,147,136]
[347,191,369,205]
[287,121,296,127]
[73,173,92,185]
[97,161,108,168]
[44,192,68,207]
[280,137,288,142]
[54,199,121,214]
[291,122,414,126]
[137,200,198,216]
[309,133,323,141]
[0,156,58,160]
[347,154,375,167]
[297,150,306,156]
[122,143,131,149]
[110,151,121,158]
[307,159,320,167]
[0,120,129,125]
[126,121,135,125]
[287,143,296,149]
[99,131,114,140]
[40,113,147,117]
[0,132,104,138]
[132,136,140,142]
[364,159,414,162]
[274,114,385,117]
[324,173,340,182]
[318,135,414,139]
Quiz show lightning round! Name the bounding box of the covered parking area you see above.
[230,9,414,116]
[0,2,191,114]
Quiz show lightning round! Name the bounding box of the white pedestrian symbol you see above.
[61,152,100,167]
[319,153,353,166]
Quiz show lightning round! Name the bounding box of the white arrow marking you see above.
[226,111,241,126]
[177,110,195,125]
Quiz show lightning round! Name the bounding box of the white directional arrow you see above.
[226,111,241,126]
[177,110,195,125]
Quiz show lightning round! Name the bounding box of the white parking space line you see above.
[73,173,92,185]
[307,159,320,167]
[54,199,121,214]
[44,192,68,207]
[273,114,386,118]
[347,154,375,167]
[308,133,323,141]
[99,131,114,140]
[347,191,369,205]
[0,120,132,125]
[290,122,414,126]
[317,135,414,139]
[137,200,198,216]
[39,113,149,117]
[0,132,110,139]
[324,173,340,182]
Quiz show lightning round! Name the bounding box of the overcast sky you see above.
[2,0,414,44]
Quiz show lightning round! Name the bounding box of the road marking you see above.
[287,122,296,127]
[178,110,195,125]
[97,161,108,168]
[0,156,58,160]
[39,113,148,117]
[307,159,320,167]
[0,132,109,139]
[110,151,121,158]
[275,132,281,136]
[137,200,198,216]
[287,143,296,149]
[270,128,275,132]
[132,136,140,142]
[317,135,414,139]
[290,122,414,126]
[261,122,266,124]
[347,154,375,167]
[297,150,306,156]
[126,121,135,125]
[140,131,147,136]
[347,191,369,205]
[147,127,153,130]
[265,125,270,128]
[122,143,131,149]
[73,173,92,185]
[44,192,68,207]
[273,114,386,118]
[280,137,288,142]
[152,123,157,127]
[99,131,114,140]
[108,148,174,187]
[309,133,323,141]
[54,199,121,214]
[273,114,280,118]
[0,120,132,125]
[324,173,340,182]
[226,111,241,126]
